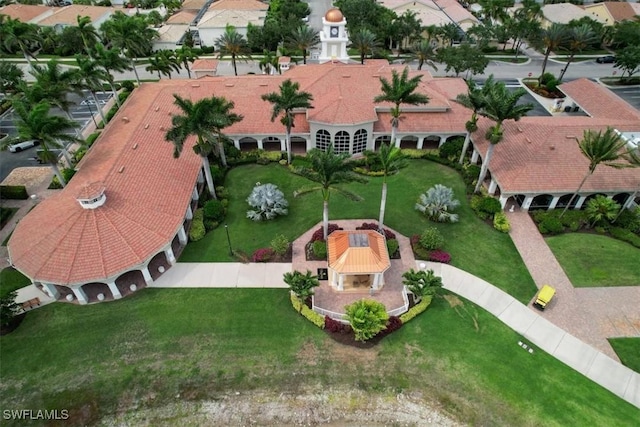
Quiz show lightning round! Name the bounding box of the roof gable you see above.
[328,230,391,274]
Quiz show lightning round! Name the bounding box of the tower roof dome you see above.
[325,8,344,22]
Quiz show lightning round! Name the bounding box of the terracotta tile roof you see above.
[8,82,203,285]
[166,10,198,24]
[36,5,114,26]
[0,4,52,22]
[76,181,105,199]
[156,24,189,43]
[208,0,268,11]
[191,59,219,70]
[327,230,390,274]
[601,1,638,22]
[560,79,640,122]
[181,0,209,9]
[542,3,605,24]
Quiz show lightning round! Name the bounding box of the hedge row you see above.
[290,293,325,328]
[0,185,28,200]
[399,296,433,324]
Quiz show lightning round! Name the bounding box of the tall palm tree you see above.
[90,43,132,108]
[474,78,534,193]
[350,28,380,65]
[166,95,243,197]
[539,23,568,80]
[0,62,24,94]
[258,50,278,75]
[146,50,174,79]
[613,150,640,223]
[287,26,320,65]
[376,143,407,231]
[7,100,78,186]
[76,15,99,54]
[261,79,314,164]
[561,128,631,217]
[293,145,367,240]
[2,18,42,70]
[176,45,199,79]
[405,40,438,71]
[75,55,110,125]
[558,24,598,82]
[374,67,429,147]
[455,77,489,164]
[215,25,252,76]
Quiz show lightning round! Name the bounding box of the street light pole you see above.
[224,224,233,256]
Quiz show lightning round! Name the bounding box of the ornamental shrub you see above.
[252,247,274,262]
[411,234,431,260]
[204,199,225,222]
[289,293,325,328]
[356,222,396,239]
[400,148,427,159]
[345,299,389,342]
[609,227,640,248]
[478,196,501,215]
[438,136,464,160]
[203,219,219,231]
[258,150,283,162]
[419,226,444,250]
[399,296,433,323]
[209,165,226,185]
[0,185,28,200]
[538,216,563,235]
[270,234,290,256]
[216,186,229,199]
[428,250,451,264]
[463,164,481,186]
[49,168,76,189]
[415,184,460,223]
[386,238,399,257]
[614,207,640,234]
[493,211,510,233]
[312,240,327,259]
[324,315,350,333]
[121,80,135,91]
[310,224,342,242]
[189,208,206,241]
[246,183,289,221]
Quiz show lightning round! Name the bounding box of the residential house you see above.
[540,3,607,28]
[582,1,640,26]
[196,0,268,46]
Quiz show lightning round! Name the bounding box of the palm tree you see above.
[261,79,314,164]
[376,143,407,231]
[0,62,24,93]
[8,100,78,186]
[405,40,438,71]
[2,18,42,70]
[166,95,243,197]
[539,23,568,80]
[293,145,367,240]
[176,45,199,79]
[474,78,534,193]
[215,24,252,76]
[558,24,598,82]
[455,77,489,164]
[374,67,429,147]
[283,270,319,311]
[561,128,630,217]
[258,50,278,75]
[75,55,110,125]
[438,22,462,47]
[613,150,640,223]
[287,26,320,65]
[350,28,380,65]
[91,43,132,108]
[146,50,180,79]
[76,15,99,54]
[402,268,443,303]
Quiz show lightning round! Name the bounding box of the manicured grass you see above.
[180,160,537,303]
[0,289,636,426]
[609,338,640,373]
[545,233,640,287]
[0,267,31,296]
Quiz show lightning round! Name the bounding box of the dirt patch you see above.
[1,167,52,193]
[99,387,464,426]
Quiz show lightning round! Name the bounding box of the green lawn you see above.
[609,338,640,373]
[0,267,31,296]
[180,160,537,303]
[545,233,640,287]
[0,288,636,426]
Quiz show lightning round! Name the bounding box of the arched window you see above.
[353,129,368,154]
[316,129,330,151]
[334,131,350,154]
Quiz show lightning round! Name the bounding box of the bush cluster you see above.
[538,216,563,235]
[470,195,501,220]
[609,227,640,249]
[310,224,343,242]
[438,137,464,161]
[419,226,444,250]
[376,316,403,339]
[49,168,76,189]
[410,234,431,260]
[353,166,386,177]
[289,294,325,328]
[355,222,396,240]
[270,234,290,256]
[252,247,274,262]
[386,239,399,257]
[189,208,206,241]
[493,211,510,233]
[324,316,351,333]
[399,296,433,323]
[312,240,327,259]
[428,250,451,264]
[0,185,28,200]
[400,149,429,159]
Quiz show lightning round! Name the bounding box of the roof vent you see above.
[76,182,106,210]
[160,126,165,131]
[155,106,159,112]
[342,75,351,78]
[565,135,575,139]
[550,145,555,150]
[132,143,138,150]
[517,126,523,133]
[122,117,130,123]
[259,83,268,86]
[225,83,234,87]
[526,137,532,144]
[144,124,149,129]
[191,84,200,88]
[118,166,125,173]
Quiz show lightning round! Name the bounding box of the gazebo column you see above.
[488,179,498,195]
[107,281,122,299]
[185,204,193,220]
[142,267,153,285]
[575,195,588,210]
[372,274,381,290]
[192,187,199,201]
[499,195,509,209]
[521,196,533,211]
[72,286,88,305]
[338,274,344,291]
[198,169,205,184]
[548,196,560,210]
[165,246,176,265]
[42,283,60,299]
[177,226,188,245]
[471,149,480,164]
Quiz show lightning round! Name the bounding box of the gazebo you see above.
[326,230,391,291]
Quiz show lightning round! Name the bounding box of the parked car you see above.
[596,55,615,64]
[8,140,39,153]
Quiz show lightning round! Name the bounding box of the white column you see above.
[522,196,533,211]
[338,274,344,291]
[178,226,187,245]
[372,274,380,290]
[438,136,447,147]
[192,187,199,201]
[107,281,122,299]
[488,179,498,195]
[165,247,176,265]
[499,195,509,209]
[142,267,153,285]
[198,169,204,184]
[258,138,264,149]
[280,138,286,152]
[471,149,480,164]
[185,204,193,220]
[417,137,424,150]
[575,196,588,210]
[73,286,88,305]
[233,138,240,149]
[42,283,59,299]
[548,196,560,210]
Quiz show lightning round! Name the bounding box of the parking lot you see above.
[608,86,640,112]
[0,91,112,182]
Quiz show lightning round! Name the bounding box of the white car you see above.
[8,140,39,153]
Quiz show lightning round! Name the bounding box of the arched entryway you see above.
[556,194,578,210]
[613,193,630,206]
[423,135,441,150]
[82,282,112,303]
[148,252,171,281]
[262,136,281,152]
[530,194,553,211]
[115,270,147,297]
[239,137,258,151]
[374,136,391,150]
[291,136,307,154]
[582,193,606,209]
[400,136,418,149]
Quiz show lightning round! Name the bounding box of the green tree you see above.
[261,79,314,164]
[75,55,110,125]
[393,10,422,50]
[437,22,463,47]
[258,49,278,75]
[176,45,199,79]
[0,291,20,328]
[614,45,640,81]
[345,299,389,342]
[405,40,438,71]
[350,28,381,65]
[538,23,569,81]
[611,20,640,49]
[455,78,488,163]
[0,62,24,93]
[478,0,513,23]
[76,15,99,54]
[146,49,181,79]
[436,44,489,78]
[7,100,79,186]
[474,77,534,193]
[375,143,407,231]
[585,195,620,228]
[561,128,631,217]
[374,67,429,146]
[215,24,252,76]
[402,268,443,303]
[287,26,320,65]
[293,145,367,239]
[283,270,319,311]
[614,150,640,223]
[558,24,598,81]
[90,43,132,108]
[335,0,396,45]
[2,17,42,69]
